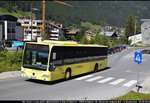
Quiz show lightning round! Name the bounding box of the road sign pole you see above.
[136,66,139,92]
[134,52,142,93]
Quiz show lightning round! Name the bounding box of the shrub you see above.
[0,51,23,73]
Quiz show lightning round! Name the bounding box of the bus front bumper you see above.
[21,71,51,81]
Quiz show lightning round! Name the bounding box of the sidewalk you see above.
[132,76,150,94]
[0,71,20,80]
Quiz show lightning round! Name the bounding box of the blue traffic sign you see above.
[134,52,142,64]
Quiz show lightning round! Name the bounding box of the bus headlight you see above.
[42,75,50,78]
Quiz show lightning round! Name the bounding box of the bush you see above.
[0,51,22,73]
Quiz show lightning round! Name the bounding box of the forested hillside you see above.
[0,1,150,27]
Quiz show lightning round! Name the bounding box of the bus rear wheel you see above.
[94,64,98,73]
[65,69,71,80]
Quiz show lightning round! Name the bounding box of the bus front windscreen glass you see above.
[23,44,49,71]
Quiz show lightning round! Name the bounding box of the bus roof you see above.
[26,40,107,48]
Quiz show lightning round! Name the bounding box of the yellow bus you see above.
[21,40,108,81]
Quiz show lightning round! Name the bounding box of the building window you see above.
[7,22,16,34]
[37,22,42,25]
[12,28,15,33]
[8,28,11,33]
[25,22,29,24]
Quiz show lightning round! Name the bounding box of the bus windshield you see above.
[23,44,49,71]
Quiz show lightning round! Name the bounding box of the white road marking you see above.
[110,79,125,85]
[75,75,93,80]
[126,70,150,75]
[86,76,103,82]
[123,80,137,87]
[97,77,114,83]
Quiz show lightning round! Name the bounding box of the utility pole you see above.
[42,0,45,38]
[134,19,137,48]
[31,3,33,41]
[41,0,73,40]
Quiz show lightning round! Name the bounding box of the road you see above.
[0,47,150,100]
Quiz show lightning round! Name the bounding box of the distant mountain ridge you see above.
[0,1,150,27]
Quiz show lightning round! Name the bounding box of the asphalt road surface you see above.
[0,47,150,100]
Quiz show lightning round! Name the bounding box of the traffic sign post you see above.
[134,52,143,93]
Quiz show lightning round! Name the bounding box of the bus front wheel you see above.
[65,69,71,80]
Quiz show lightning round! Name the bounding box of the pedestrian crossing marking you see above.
[110,79,125,85]
[74,75,137,88]
[97,77,114,83]
[86,76,103,82]
[123,80,137,87]
[75,75,93,80]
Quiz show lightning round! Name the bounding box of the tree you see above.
[118,35,128,45]
[124,13,141,44]
[58,35,65,41]
[76,26,85,42]
[80,38,90,44]
[42,33,49,41]
[82,22,102,34]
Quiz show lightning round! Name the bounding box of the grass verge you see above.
[0,51,22,73]
[113,91,150,100]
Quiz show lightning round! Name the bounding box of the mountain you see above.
[0,1,150,27]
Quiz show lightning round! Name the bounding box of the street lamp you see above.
[30,4,39,41]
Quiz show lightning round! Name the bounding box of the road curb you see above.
[0,71,21,80]
[0,76,21,80]
[132,76,150,94]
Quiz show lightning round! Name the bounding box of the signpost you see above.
[134,52,142,92]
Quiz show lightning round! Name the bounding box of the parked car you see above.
[12,41,24,49]
[140,48,150,54]
[108,45,127,54]
[108,48,115,54]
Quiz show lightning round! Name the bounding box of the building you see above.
[18,19,50,41]
[85,30,96,40]
[128,33,142,45]
[141,19,150,45]
[47,22,64,40]
[0,15,24,45]
[101,26,124,37]
[48,22,79,40]
[100,31,118,38]
[65,29,80,40]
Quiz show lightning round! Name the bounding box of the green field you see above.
[0,7,35,18]
[113,91,150,100]
[0,51,22,73]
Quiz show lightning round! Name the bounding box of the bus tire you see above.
[94,64,98,73]
[65,69,71,80]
